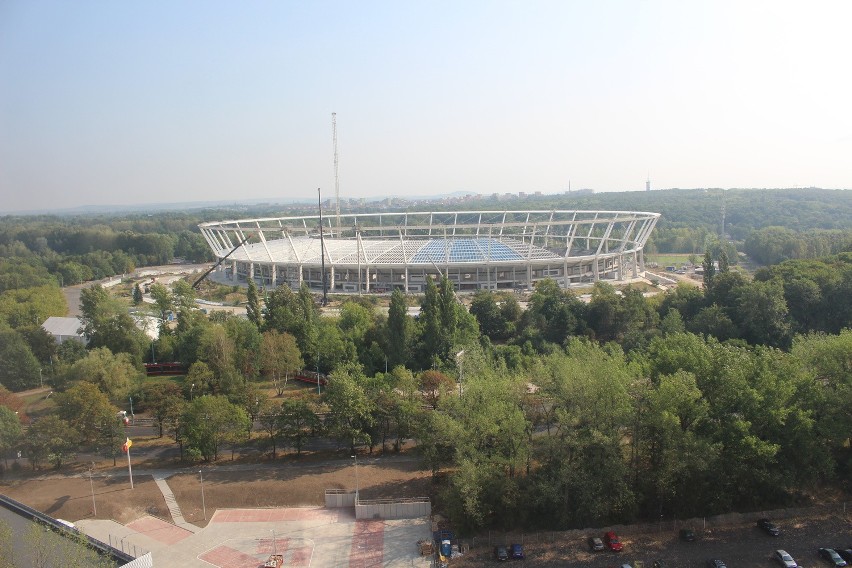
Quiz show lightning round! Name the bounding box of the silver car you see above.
[774,549,798,568]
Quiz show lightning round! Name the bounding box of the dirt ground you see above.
[168,459,434,526]
[0,471,169,525]
[448,512,852,567]
[0,454,434,530]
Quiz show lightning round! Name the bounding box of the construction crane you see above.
[192,233,253,289]
[332,112,340,234]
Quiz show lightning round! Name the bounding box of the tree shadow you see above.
[45,495,70,515]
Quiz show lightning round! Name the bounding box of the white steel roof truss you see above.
[594,218,616,256]
[235,225,254,261]
[285,233,302,264]
[256,221,275,262]
[617,219,637,253]
[526,224,538,260]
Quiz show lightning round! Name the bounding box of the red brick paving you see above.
[125,515,192,545]
[255,537,313,567]
[211,507,340,523]
[349,520,384,567]
[199,544,262,568]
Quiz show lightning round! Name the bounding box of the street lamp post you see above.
[199,470,206,521]
[190,383,196,401]
[456,350,465,397]
[89,463,97,516]
[351,454,359,504]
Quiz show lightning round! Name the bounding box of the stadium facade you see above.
[198,210,660,294]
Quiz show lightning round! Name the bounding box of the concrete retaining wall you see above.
[355,500,431,520]
[325,489,356,508]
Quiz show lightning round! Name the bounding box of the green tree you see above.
[385,289,410,368]
[702,250,716,290]
[279,396,321,455]
[323,363,374,453]
[140,381,185,437]
[246,279,261,327]
[149,283,174,327]
[25,415,78,469]
[54,381,119,447]
[261,330,303,395]
[0,329,40,391]
[0,406,22,468]
[422,346,531,530]
[63,347,141,400]
[78,285,147,362]
[17,325,57,368]
[733,279,792,348]
[132,283,143,305]
[182,395,250,461]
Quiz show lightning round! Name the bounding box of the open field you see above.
[0,454,433,527]
[167,458,434,527]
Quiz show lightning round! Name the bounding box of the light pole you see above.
[190,383,196,401]
[351,454,359,503]
[199,470,206,521]
[455,350,465,397]
[89,463,97,516]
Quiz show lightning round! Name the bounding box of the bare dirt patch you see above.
[0,473,170,525]
[168,458,434,526]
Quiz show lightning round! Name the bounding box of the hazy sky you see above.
[1,1,850,212]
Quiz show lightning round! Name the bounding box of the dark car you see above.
[653,561,667,568]
[757,518,781,536]
[819,548,848,567]
[494,545,509,561]
[837,550,852,563]
[604,531,624,552]
[679,528,696,542]
[707,560,727,568]
[588,537,604,552]
[510,543,524,559]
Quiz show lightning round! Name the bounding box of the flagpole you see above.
[125,440,134,489]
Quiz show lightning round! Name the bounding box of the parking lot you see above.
[451,513,852,566]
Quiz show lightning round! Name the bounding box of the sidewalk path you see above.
[151,471,200,533]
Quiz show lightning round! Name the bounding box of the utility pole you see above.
[332,112,341,234]
[318,188,328,306]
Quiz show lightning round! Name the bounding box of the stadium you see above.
[198,209,660,294]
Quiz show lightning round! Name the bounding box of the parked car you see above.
[774,549,798,568]
[494,545,509,561]
[588,537,604,552]
[510,543,524,559]
[604,531,624,552]
[758,518,781,536]
[707,560,727,568]
[837,550,852,563]
[653,561,667,568]
[679,528,696,541]
[819,548,848,567]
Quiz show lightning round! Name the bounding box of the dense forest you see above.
[0,188,851,533]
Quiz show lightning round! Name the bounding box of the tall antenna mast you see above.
[318,187,328,306]
[332,112,341,233]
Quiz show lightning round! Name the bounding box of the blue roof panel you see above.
[411,238,523,264]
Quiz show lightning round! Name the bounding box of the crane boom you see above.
[192,233,253,289]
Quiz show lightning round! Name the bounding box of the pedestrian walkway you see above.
[151,471,200,533]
